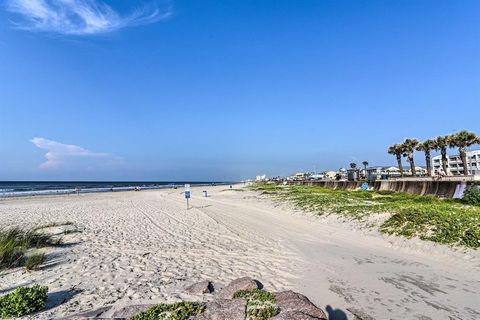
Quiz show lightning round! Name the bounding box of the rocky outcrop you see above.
[64,277,326,320]
[274,291,327,319]
[193,298,247,320]
[186,280,215,295]
[218,276,261,299]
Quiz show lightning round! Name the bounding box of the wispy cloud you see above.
[31,137,118,170]
[6,0,171,35]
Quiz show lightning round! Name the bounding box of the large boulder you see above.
[218,277,261,299]
[193,298,246,320]
[186,280,215,295]
[274,291,327,320]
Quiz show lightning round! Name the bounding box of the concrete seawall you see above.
[287,180,479,198]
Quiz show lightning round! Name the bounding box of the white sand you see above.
[1,185,479,319]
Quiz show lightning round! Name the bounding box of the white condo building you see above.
[432,150,480,175]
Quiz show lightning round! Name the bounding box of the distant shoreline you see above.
[0,181,235,198]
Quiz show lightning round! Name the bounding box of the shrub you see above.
[462,186,480,205]
[25,252,46,271]
[233,289,278,320]
[130,301,204,320]
[0,285,48,318]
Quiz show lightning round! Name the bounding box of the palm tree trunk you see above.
[396,154,404,177]
[425,151,431,176]
[459,147,468,176]
[409,154,416,176]
[441,148,448,175]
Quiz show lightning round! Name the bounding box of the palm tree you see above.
[402,138,419,176]
[350,162,357,169]
[448,131,480,176]
[388,144,404,176]
[362,161,369,174]
[416,139,435,176]
[433,135,450,175]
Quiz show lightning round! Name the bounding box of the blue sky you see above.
[0,0,479,181]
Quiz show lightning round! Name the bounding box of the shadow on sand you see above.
[45,288,82,310]
[326,305,348,320]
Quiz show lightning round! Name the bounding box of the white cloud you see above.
[6,0,171,35]
[31,137,116,170]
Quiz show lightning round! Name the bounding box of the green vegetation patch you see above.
[129,301,204,320]
[0,285,48,318]
[0,223,75,270]
[250,183,480,249]
[25,251,46,271]
[461,186,480,205]
[234,289,278,320]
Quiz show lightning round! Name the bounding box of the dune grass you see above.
[0,228,57,269]
[25,251,46,271]
[250,183,480,249]
[0,222,76,270]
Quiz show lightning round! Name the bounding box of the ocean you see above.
[0,181,227,198]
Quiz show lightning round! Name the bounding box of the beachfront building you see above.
[366,166,401,181]
[405,166,428,176]
[347,169,359,181]
[432,150,480,175]
[256,174,268,181]
[310,173,325,180]
[324,171,337,180]
[367,167,387,181]
[310,171,338,180]
[287,172,310,181]
[385,166,402,177]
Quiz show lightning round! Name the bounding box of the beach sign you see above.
[361,182,369,191]
[185,184,191,209]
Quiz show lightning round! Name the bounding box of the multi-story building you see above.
[432,150,480,175]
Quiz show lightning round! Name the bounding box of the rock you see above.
[110,304,156,319]
[274,291,327,320]
[193,298,247,320]
[186,280,215,294]
[270,310,322,320]
[218,277,261,299]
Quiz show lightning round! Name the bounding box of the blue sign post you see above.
[185,184,191,209]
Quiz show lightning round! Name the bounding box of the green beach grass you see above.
[0,222,77,270]
[249,183,480,249]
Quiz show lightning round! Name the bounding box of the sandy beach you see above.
[1,185,479,319]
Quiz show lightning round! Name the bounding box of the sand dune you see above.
[1,185,479,319]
